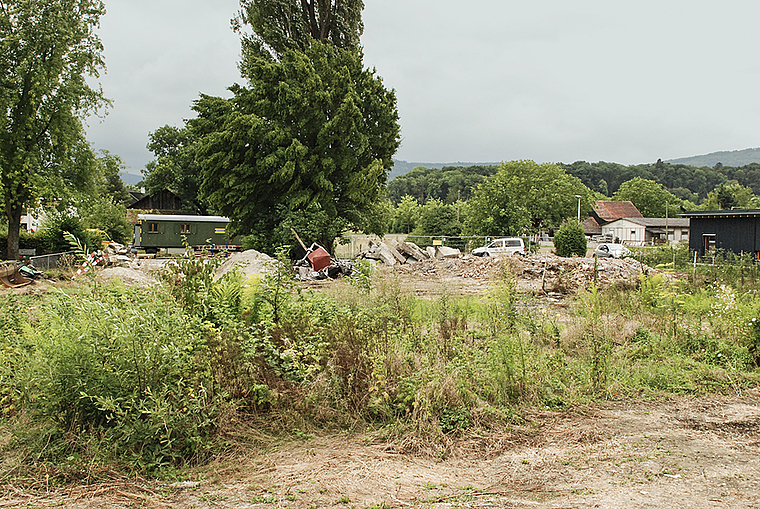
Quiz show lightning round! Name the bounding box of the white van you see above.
[472,237,525,257]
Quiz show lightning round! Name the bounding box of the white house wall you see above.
[601,220,646,245]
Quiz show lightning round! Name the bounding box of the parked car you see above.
[592,243,631,259]
[472,237,525,257]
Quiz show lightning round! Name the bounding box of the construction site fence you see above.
[333,235,545,259]
[29,251,75,270]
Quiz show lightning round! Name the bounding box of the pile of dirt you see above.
[215,249,272,281]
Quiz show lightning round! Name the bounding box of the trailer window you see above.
[147,222,159,233]
[181,223,191,234]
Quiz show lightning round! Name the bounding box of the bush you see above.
[36,211,98,254]
[9,284,221,471]
[553,220,587,257]
[0,230,44,258]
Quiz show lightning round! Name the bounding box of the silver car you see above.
[593,243,630,259]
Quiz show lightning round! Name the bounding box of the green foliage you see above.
[492,160,594,230]
[94,150,131,205]
[8,285,218,470]
[463,171,529,237]
[389,195,420,234]
[411,198,462,237]
[9,229,760,474]
[553,221,587,257]
[236,0,364,61]
[192,40,400,252]
[142,125,207,214]
[0,0,109,260]
[612,177,681,217]
[701,181,760,210]
[632,243,693,271]
[80,198,132,245]
[347,258,375,294]
[158,246,224,318]
[36,211,98,254]
[386,165,498,205]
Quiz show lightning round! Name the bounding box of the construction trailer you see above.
[134,214,240,254]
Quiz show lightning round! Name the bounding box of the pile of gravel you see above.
[215,249,273,281]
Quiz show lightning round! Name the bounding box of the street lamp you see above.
[575,195,582,222]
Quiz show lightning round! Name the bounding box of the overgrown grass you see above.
[2,251,760,481]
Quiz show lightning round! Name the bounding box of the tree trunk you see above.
[6,204,22,261]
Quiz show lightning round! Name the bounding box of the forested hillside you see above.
[560,160,760,200]
[666,147,760,167]
[389,160,760,206]
[386,164,498,204]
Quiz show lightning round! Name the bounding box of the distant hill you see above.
[389,160,499,180]
[120,172,143,186]
[665,148,760,167]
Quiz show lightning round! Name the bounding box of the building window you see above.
[631,230,636,236]
[148,222,159,233]
[181,223,191,234]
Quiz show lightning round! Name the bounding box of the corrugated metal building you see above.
[680,209,760,256]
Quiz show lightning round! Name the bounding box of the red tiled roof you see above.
[581,216,602,235]
[594,201,643,222]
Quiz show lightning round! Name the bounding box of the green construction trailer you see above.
[134,214,240,253]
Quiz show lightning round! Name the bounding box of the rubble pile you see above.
[513,255,655,293]
[102,242,140,269]
[295,258,354,281]
[396,255,504,279]
[356,239,461,266]
[392,252,659,295]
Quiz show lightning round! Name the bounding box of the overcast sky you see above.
[85,0,760,177]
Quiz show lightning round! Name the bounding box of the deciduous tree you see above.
[142,125,206,214]
[463,173,529,237]
[236,0,364,61]
[465,160,592,234]
[612,177,680,217]
[702,181,760,210]
[192,40,399,253]
[0,0,108,259]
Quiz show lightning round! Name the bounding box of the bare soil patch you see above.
[3,392,760,508]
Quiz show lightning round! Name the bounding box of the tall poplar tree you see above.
[0,0,108,260]
[236,0,364,58]
[194,0,399,253]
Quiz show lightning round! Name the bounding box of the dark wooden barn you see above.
[681,209,760,257]
[127,189,182,212]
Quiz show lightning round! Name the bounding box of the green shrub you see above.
[36,211,98,254]
[553,220,587,257]
[10,284,222,471]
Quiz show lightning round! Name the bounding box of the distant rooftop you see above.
[593,201,643,222]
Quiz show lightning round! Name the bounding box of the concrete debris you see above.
[103,242,130,256]
[435,246,461,259]
[356,240,462,266]
[394,253,662,294]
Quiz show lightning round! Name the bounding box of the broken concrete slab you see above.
[435,246,461,259]
[384,240,407,264]
[395,239,429,261]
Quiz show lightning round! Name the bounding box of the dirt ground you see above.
[3,392,760,508]
[4,254,759,508]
